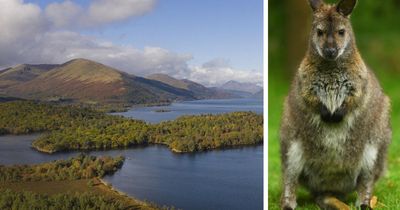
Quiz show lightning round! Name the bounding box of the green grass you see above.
[268,64,400,210]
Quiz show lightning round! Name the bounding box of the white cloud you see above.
[6,30,192,77]
[186,59,263,87]
[0,0,261,87]
[45,1,83,28]
[88,0,156,26]
[45,0,156,28]
[0,0,45,64]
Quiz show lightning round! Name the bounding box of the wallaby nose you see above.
[323,48,337,59]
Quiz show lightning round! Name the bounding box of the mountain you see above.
[1,59,196,105]
[147,74,190,90]
[219,89,254,98]
[0,64,59,89]
[252,89,263,99]
[220,80,262,94]
[147,73,233,99]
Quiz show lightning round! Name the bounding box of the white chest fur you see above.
[310,70,354,114]
[320,125,349,153]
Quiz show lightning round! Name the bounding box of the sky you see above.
[1,0,263,86]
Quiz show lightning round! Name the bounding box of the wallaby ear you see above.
[336,0,357,17]
[309,0,324,12]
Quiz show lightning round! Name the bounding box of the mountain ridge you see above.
[147,73,234,99]
[0,58,243,107]
[0,59,197,106]
[220,80,262,94]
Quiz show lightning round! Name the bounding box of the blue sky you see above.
[2,0,263,86]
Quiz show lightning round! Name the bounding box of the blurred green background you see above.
[268,0,400,209]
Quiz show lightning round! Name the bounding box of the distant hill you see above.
[252,89,263,99]
[220,80,262,94]
[147,74,189,90]
[0,64,59,89]
[147,73,234,99]
[219,89,254,98]
[1,59,196,106]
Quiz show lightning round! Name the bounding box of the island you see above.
[0,154,160,210]
[154,109,171,113]
[0,101,263,153]
[0,100,263,209]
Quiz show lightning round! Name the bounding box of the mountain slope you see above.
[3,59,195,105]
[0,64,59,89]
[147,74,234,99]
[147,74,189,90]
[252,89,263,99]
[220,80,262,94]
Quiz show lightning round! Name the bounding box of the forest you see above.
[0,101,103,135]
[0,154,124,182]
[0,155,162,210]
[151,112,263,152]
[0,189,125,210]
[0,101,263,153]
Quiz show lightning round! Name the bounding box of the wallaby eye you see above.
[317,29,324,37]
[338,29,345,36]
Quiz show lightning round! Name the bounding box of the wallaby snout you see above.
[323,47,338,60]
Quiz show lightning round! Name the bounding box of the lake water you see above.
[112,98,263,123]
[0,98,263,210]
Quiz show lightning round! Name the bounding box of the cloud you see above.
[0,0,261,87]
[88,0,156,26]
[45,1,83,28]
[45,0,156,28]
[0,0,45,64]
[2,30,192,77]
[186,59,263,87]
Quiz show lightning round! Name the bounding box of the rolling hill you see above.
[0,59,196,106]
[0,64,59,89]
[147,73,234,99]
[252,89,263,99]
[220,80,262,94]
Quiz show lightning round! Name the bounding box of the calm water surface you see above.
[0,98,263,210]
[112,98,263,123]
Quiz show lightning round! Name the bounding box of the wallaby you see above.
[279,0,392,209]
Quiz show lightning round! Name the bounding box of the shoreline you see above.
[97,178,155,208]
[0,178,160,210]
[30,141,263,155]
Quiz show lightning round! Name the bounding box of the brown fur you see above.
[279,0,391,209]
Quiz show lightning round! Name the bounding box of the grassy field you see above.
[0,178,159,210]
[268,66,400,209]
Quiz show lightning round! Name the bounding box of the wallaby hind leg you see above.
[315,195,350,210]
